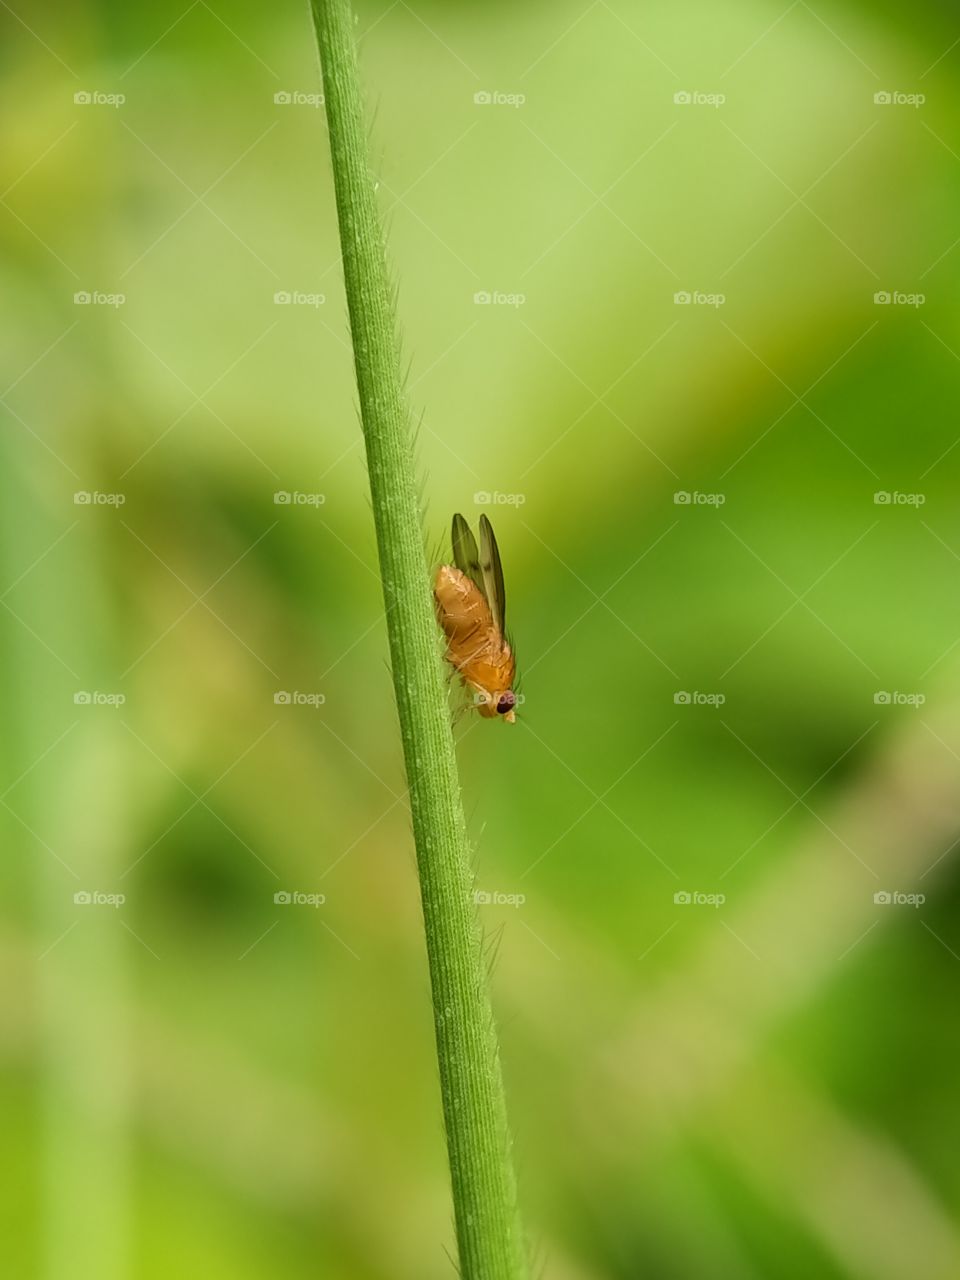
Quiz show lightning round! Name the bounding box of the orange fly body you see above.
[434,513,518,722]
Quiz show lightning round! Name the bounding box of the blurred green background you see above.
[4,0,960,1276]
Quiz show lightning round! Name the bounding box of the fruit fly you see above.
[434,513,518,722]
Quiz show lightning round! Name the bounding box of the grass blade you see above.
[310,2,529,1274]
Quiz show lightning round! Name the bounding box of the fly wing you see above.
[451,513,485,595]
[478,514,507,636]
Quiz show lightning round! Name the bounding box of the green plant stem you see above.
[311,2,528,1275]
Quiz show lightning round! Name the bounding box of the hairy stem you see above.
[311,2,528,1275]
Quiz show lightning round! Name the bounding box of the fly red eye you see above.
[496,692,516,714]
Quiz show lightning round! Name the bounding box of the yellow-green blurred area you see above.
[4,0,960,1276]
